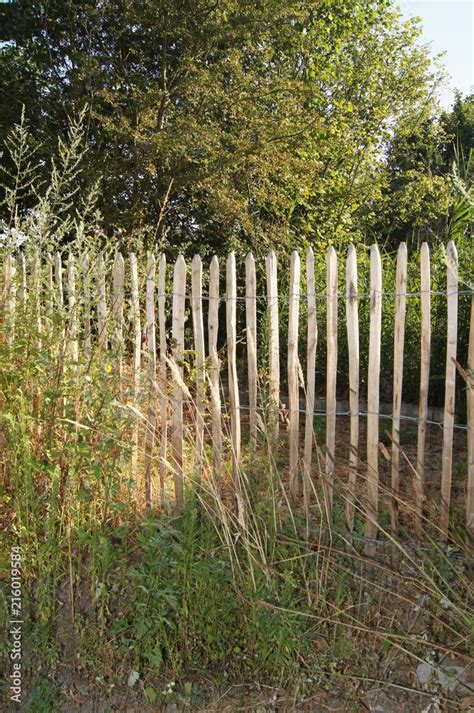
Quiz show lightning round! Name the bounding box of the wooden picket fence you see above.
[2,241,473,552]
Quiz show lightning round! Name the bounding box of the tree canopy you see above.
[0,0,470,255]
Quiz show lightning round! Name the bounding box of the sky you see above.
[399,0,473,108]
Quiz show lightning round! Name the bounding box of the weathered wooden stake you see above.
[130,253,141,483]
[440,241,458,540]
[4,255,16,348]
[227,252,243,515]
[325,246,338,521]
[158,254,168,505]
[55,252,64,308]
[266,250,280,438]
[97,253,108,352]
[32,251,42,349]
[144,253,157,506]
[303,246,317,515]
[245,253,258,451]
[365,244,382,556]
[288,251,300,499]
[208,256,222,483]
[467,293,474,550]
[81,253,91,359]
[171,255,186,509]
[45,254,54,345]
[112,252,125,381]
[67,254,79,362]
[192,254,205,485]
[390,242,407,530]
[345,244,359,530]
[17,253,27,306]
[415,243,431,541]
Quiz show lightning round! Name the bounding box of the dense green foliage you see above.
[1,0,471,254]
[375,93,474,247]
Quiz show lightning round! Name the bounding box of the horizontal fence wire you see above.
[128,394,469,431]
[152,288,473,302]
[236,403,469,431]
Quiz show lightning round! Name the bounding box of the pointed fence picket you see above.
[415,243,431,540]
[112,252,125,381]
[245,253,258,452]
[208,256,222,483]
[390,243,407,530]
[1,243,470,551]
[158,254,168,505]
[171,254,186,510]
[440,241,459,540]
[144,252,157,506]
[45,253,54,344]
[67,254,79,362]
[32,251,42,348]
[365,245,382,556]
[54,252,64,346]
[192,254,205,485]
[303,246,317,515]
[97,253,108,351]
[345,244,359,530]
[130,252,141,483]
[266,250,280,438]
[17,253,27,306]
[226,252,242,514]
[288,251,300,499]
[467,294,474,549]
[81,253,91,359]
[55,252,63,308]
[325,246,338,521]
[4,255,16,347]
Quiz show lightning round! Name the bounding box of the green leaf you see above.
[144,687,157,704]
[127,670,140,688]
[146,647,163,669]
